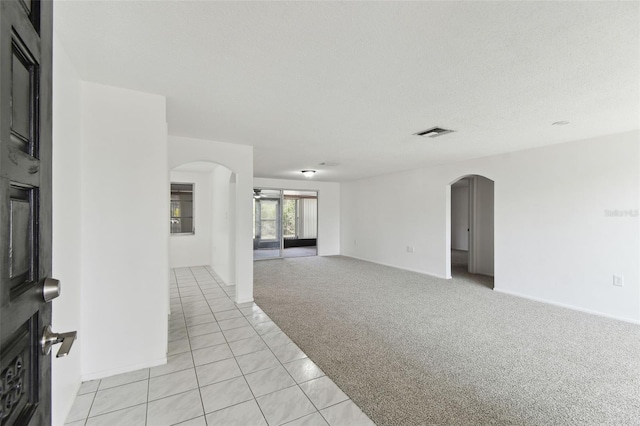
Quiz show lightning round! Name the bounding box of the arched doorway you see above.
[447,175,494,287]
[169,161,237,292]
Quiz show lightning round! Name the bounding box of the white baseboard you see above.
[494,288,640,325]
[341,255,449,280]
[81,356,167,381]
[341,255,639,325]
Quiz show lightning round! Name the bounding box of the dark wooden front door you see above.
[0,1,53,425]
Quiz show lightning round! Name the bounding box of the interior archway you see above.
[169,161,238,294]
[447,174,494,289]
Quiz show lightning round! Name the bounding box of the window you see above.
[259,199,278,240]
[170,183,194,234]
[283,198,297,238]
[282,195,317,239]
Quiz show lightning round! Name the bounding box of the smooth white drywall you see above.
[341,131,640,323]
[473,176,494,276]
[80,82,168,378]
[51,34,82,426]
[227,174,237,285]
[169,136,253,302]
[212,167,233,283]
[451,183,469,251]
[169,171,213,268]
[253,178,341,256]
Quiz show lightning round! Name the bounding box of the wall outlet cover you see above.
[613,275,624,287]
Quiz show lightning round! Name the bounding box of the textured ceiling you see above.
[54,1,640,182]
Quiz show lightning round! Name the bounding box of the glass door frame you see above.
[253,187,319,261]
[253,188,284,260]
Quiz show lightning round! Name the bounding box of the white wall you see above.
[451,182,469,251]
[80,82,169,378]
[473,176,494,276]
[211,167,233,282]
[169,136,253,302]
[169,170,213,268]
[227,174,237,284]
[253,178,341,256]
[341,131,640,323]
[51,34,82,426]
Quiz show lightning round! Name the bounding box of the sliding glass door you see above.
[253,189,282,259]
[253,188,318,260]
[282,190,318,258]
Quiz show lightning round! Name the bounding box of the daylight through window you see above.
[170,183,194,234]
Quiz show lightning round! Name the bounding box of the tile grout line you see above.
[72,266,344,426]
[148,268,179,426]
[194,267,274,424]
[196,267,245,423]
[149,269,176,426]
[233,283,325,424]
[183,266,209,425]
[241,286,356,424]
[81,380,99,424]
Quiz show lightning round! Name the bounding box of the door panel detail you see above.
[0,316,38,425]
[16,0,40,34]
[9,185,37,296]
[11,34,39,157]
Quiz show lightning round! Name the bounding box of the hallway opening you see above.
[448,175,494,288]
[169,161,239,296]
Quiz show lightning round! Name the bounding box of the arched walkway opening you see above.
[169,161,238,296]
[447,175,494,289]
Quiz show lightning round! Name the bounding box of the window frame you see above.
[170,182,195,235]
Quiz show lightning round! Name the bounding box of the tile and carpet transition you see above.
[254,256,640,426]
[65,265,373,426]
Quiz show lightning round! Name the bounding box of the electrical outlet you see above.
[406,246,414,253]
[613,275,624,287]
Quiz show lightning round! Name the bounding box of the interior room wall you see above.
[253,178,341,256]
[51,34,83,426]
[451,182,469,251]
[228,174,237,285]
[168,136,253,303]
[211,167,233,282]
[169,170,214,268]
[341,131,639,323]
[474,176,494,276]
[80,82,169,378]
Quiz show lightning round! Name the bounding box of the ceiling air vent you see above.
[414,126,455,138]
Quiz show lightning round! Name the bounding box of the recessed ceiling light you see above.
[319,162,340,167]
[301,170,316,178]
[414,126,455,138]
[552,121,569,126]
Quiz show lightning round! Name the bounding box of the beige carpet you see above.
[254,255,640,426]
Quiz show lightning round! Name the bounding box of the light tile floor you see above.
[65,266,374,426]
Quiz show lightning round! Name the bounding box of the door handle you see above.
[41,325,77,358]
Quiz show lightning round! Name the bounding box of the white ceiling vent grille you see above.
[414,127,455,138]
